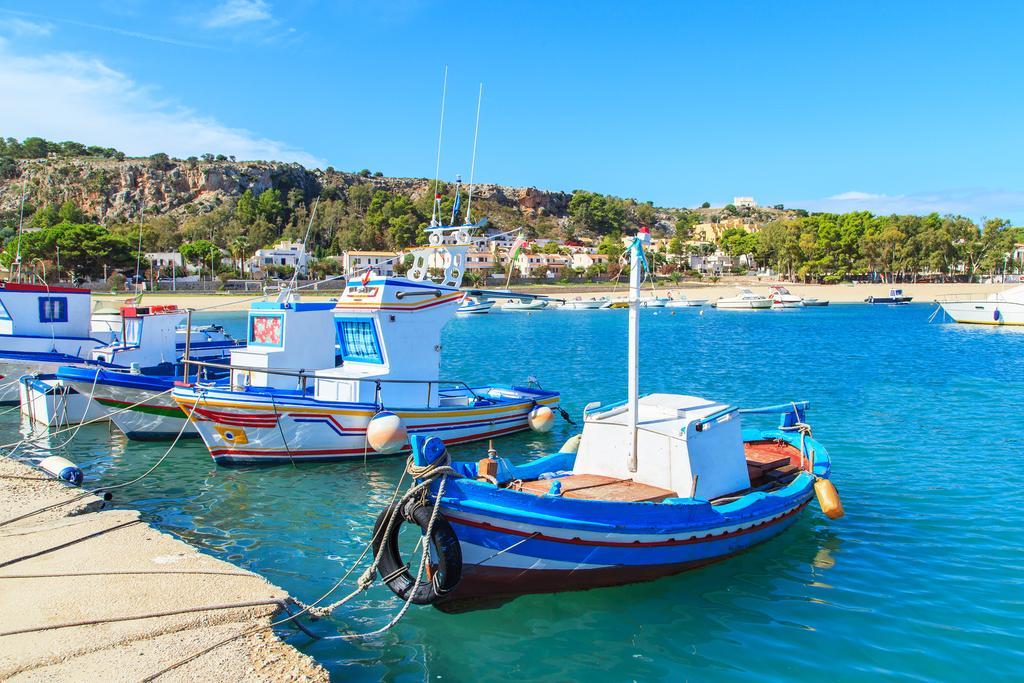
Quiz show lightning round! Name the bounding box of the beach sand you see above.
[93,281,1006,311]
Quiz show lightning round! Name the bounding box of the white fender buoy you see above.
[38,456,83,486]
[528,406,555,433]
[366,411,408,454]
[559,433,583,453]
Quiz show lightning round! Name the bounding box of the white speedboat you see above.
[937,284,1024,326]
[802,298,830,307]
[503,299,548,311]
[561,297,607,310]
[714,288,771,310]
[457,296,494,314]
[665,296,707,308]
[639,297,669,308]
[769,285,805,309]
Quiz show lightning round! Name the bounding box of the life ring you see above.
[372,501,462,604]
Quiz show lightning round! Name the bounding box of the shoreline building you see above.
[248,241,311,278]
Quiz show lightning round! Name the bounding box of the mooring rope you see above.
[143,450,459,680]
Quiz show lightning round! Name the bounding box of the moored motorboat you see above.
[936,284,1024,325]
[639,297,668,308]
[457,296,494,315]
[561,297,607,310]
[769,285,804,309]
[865,288,912,304]
[714,287,771,310]
[502,298,548,311]
[665,295,707,308]
[802,298,830,307]
[369,226,843,611]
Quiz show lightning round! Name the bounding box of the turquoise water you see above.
[8,304,1024,680]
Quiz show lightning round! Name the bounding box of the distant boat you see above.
[865,288,912,304]
[937,284,1024,325]
[457,297,494,315]
[503,299,548,311]
[665,296,707,308]
[714,288,771,310]
[639,297,669,308]
[769,285,804,309]
[802,298,830,307]
[561,297,607,310]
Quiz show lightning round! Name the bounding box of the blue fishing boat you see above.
[371,227,843,611]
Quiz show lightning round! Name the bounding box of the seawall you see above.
[0,456,328,682]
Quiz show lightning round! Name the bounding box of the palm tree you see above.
[229,236,250,278]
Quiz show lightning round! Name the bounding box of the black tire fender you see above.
[371,502,462,605]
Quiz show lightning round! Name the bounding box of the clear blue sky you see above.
[1,0,1023,220]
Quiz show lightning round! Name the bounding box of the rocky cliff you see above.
[0,158,574,223]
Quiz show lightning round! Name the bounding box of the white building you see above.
[145,252,183,269]
[733,196,757,208]
[249,241,311,277]
[341,250,401,277]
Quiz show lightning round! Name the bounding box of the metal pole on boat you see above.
[627,227,650,473]
[184,309,192,381]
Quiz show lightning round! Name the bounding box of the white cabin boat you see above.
[714,288,771,310]
[502,298,548,311]
[938,284,1024,326]
[172,225,561,464]
[561,297,607,310]
[457,296,495,315]
[665,295,707,308]
[769,285,804,309]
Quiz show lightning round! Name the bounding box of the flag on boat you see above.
[451,192,462,224]
[508,234,525,263]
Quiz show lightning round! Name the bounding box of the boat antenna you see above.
[465,82,483,225]
[430,65,448,227]
[292,195,320,288]
[14,177,26,283]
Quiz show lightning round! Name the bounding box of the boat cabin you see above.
[0,282,95,344]
[312,274,464,407]
[228,301,338,390]
[89,305,185,367]
[573,394,750,499]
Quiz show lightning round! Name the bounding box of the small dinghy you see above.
[372,227,843,611]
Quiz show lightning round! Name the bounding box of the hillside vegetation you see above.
[0,137,1020,283]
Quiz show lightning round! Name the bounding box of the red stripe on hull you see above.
[444,501,809,548]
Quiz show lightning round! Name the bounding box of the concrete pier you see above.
[0,457,328,682]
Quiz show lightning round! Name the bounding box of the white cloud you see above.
[0,43,323,167]
[202,0,272,28]
[0,18,53,37]
[789,189,1024,219]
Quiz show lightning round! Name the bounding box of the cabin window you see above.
[336,318,383,364]
[38,297,68,323]
[249,313,284,347]
[124,318,143,346]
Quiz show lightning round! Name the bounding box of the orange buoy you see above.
[366,411,407,454]
[814,478,844,520]
[528,406,555,433]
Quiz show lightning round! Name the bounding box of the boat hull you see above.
[19,375,113,426]
[716,300,771,309]
[561,300,606,310]
[457,301,495,315]
[171,385,560,465]
[865,296,912,304]
[939,300,1024,325]
[440,501,808,608]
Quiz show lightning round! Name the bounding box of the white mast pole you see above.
[627,226,650,473]
[430,66,448,227]
[465,82,483,225]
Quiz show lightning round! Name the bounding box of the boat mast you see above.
[465,83,483,225]
[430,66,448,228]
[627,226,650,473]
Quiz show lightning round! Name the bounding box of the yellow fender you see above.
[814,478,844,520]
[559,433,583,454]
